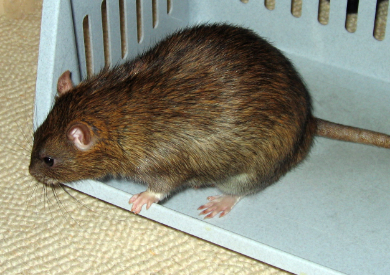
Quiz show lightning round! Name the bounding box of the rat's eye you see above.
[43,157,54,167]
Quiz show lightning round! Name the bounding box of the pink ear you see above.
[57,70,73,96]
[67,123,96,151]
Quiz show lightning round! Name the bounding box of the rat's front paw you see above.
[198,195,241,219]
[129,191,165,214]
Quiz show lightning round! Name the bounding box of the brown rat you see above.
[29,24,390,219]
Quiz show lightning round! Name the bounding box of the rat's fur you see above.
[30,24,390,218]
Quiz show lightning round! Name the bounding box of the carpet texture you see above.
[0,2,288,274]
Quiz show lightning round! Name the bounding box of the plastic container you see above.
[35,1,390,274]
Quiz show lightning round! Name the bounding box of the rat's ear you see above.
[57,70,73,96]
[67,123,96,151]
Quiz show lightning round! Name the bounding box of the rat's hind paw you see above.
[198,195,241,219]
[129,190,165,214]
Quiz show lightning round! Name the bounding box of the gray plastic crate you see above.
[35,1,390,274]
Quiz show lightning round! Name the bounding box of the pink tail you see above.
[316,118,390,149]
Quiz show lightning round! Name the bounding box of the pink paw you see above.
[198,195,241,219]
[129,191,164,214]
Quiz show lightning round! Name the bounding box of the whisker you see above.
[51,185,79,225]
[60,184,94,213]
[28,177,129,225]
[25,182,39,209]
[5,143,30,155]
[15,119,33,145]
[43,184,47,211]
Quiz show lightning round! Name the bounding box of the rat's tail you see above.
[315,118,390,149]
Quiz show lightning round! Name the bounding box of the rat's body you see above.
[29,24,390,218]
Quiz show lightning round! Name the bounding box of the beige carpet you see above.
[0,2,289,274]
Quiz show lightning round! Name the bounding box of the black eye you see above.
[43,157,54,167]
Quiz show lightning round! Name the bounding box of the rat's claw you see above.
[129,191,165,214]
[198,195,241,219]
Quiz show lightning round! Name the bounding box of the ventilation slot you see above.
[265,0,275,11]
[136,0,143,43]
[167,0,172,13]
[318,0,330,25]
[152,0,158,28]
[374,0,388,40]
[101,0,110,67]
[345,0,358,33]
[83,15,92,77]
[119,0,127,58]
[291,0,302,18]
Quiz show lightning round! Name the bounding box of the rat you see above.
[29,24,390,219]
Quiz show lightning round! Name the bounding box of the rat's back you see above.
[111,24,316,191]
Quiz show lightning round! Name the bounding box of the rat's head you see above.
[29,71,117,185]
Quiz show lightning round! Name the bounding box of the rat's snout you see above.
[28,157,54,185]
[28,163,60,186]
[28,160,42,183]
[28,164,33,177]
[28,157,37,177]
